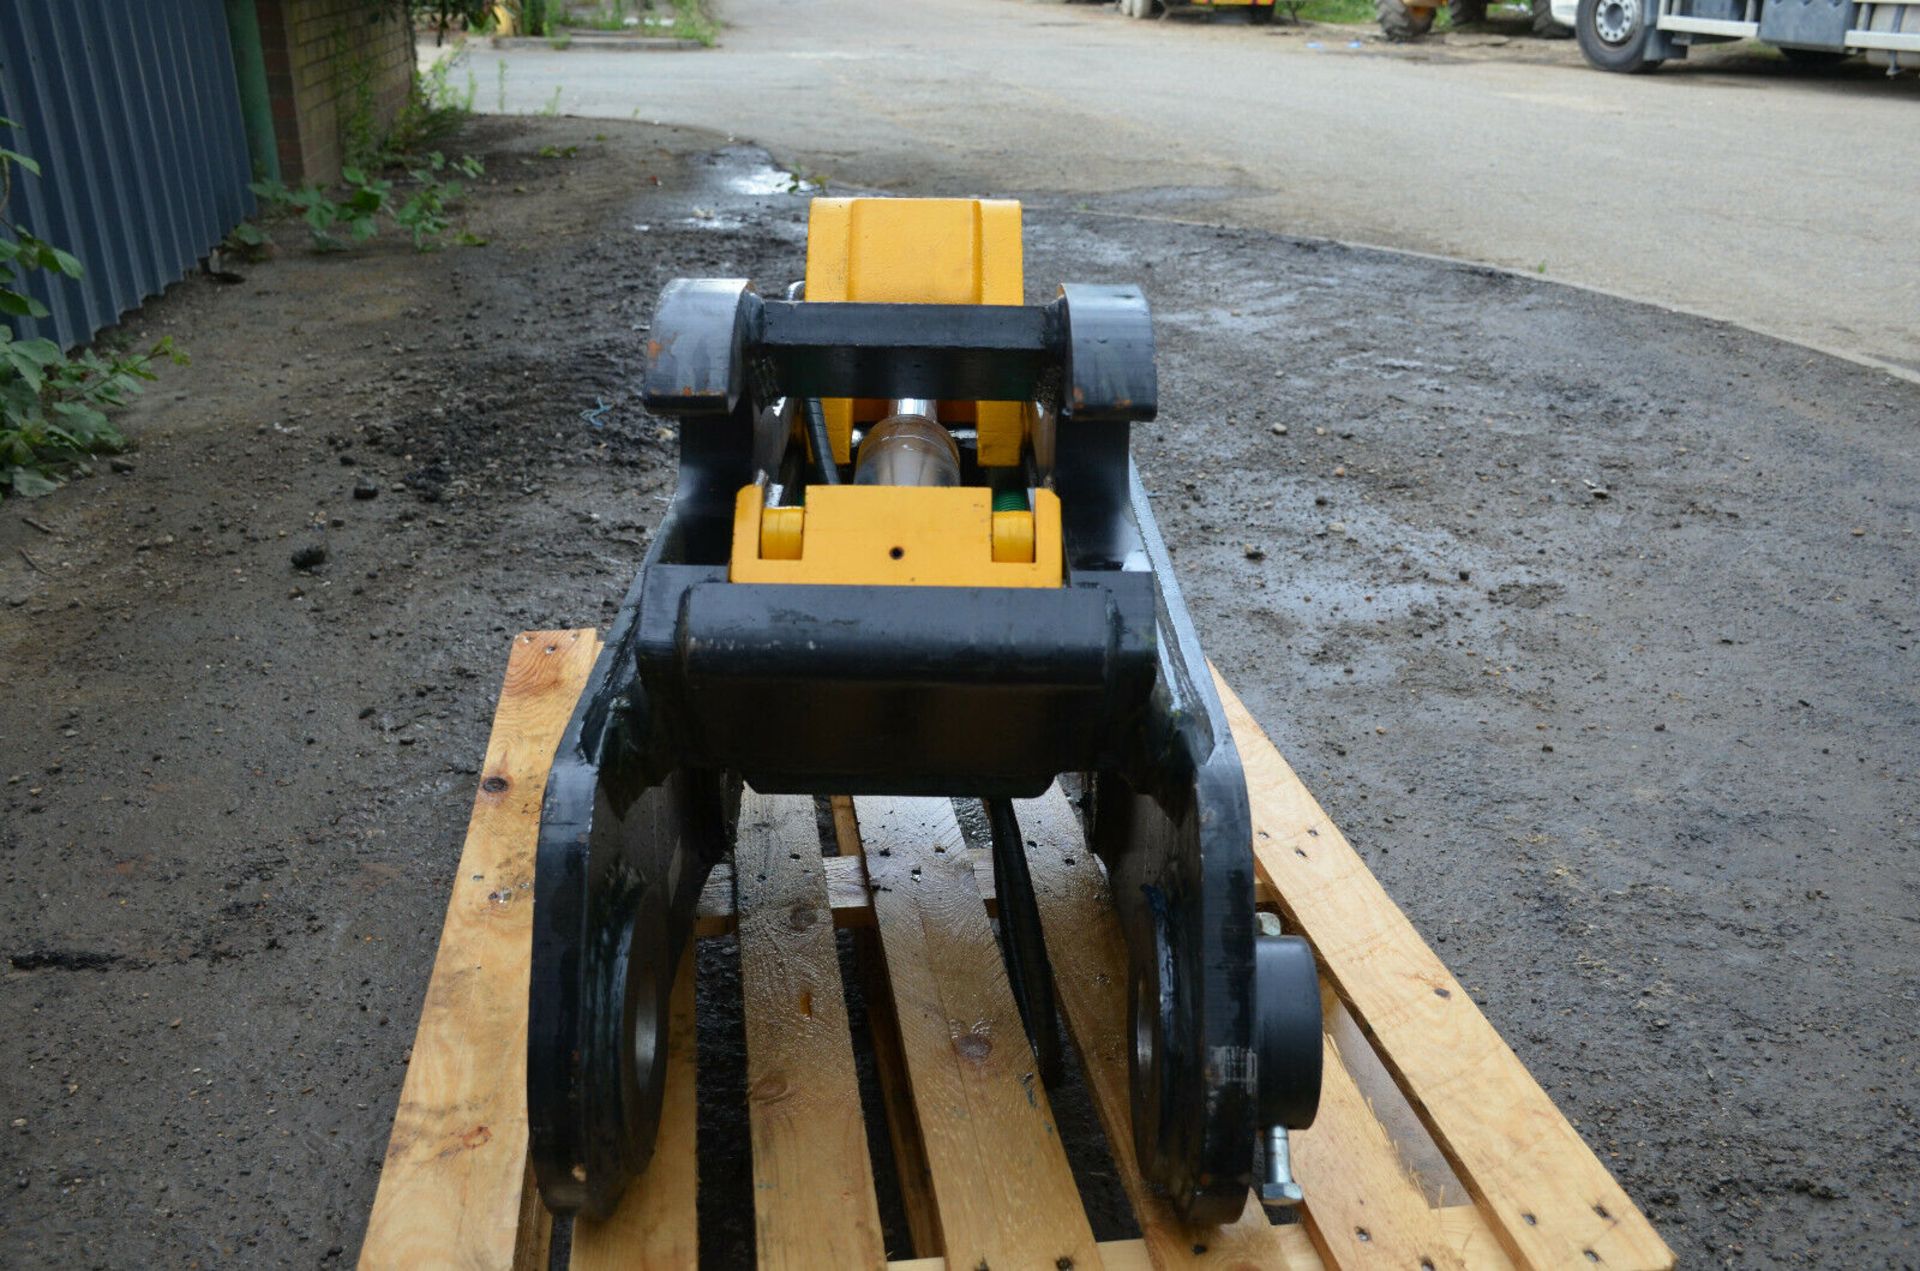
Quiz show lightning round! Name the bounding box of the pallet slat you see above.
[361,630,600,1271]
[858,796,1104,1271]
[735,791,889,1268]
[833,802,947,1258]
[1015,790,1320,1271]
[693,850,1278,938]
[1214,670,1675,1271]
[571,945,700,1269]
[364,634,1669,1271]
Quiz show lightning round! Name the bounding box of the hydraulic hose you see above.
[804,397,840,485]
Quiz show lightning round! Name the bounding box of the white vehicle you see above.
[1553,0,1920,70]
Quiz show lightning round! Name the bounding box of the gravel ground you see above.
[0,117,1914,1268]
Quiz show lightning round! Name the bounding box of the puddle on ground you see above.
[724,164,817,197]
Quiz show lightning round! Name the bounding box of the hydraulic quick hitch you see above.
[528,198,1324,1225]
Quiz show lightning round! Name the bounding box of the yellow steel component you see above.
[759,505,805,560]
[803,198,1028,467]
[991,511,1037,564]
[730,484,1062,588]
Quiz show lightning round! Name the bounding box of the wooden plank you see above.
[832,803,945,1258]
[571,945,699,1269]
[361,629,599,1271]
[854,926,946,1259]
[858,796,1103,1271]
[1019,788,1461,1271]
[1295,1025,1471,1271]
[831,794,863,856]
[695,851,993,937]
[1437,1206,1520,1271]
[735,791,888,1268]
[1014,789,1314,1271]
[885,1234,1323,1271]
[1214,670,1675,1271]
[693,849,1277,939]
[1322,988,1471,1210]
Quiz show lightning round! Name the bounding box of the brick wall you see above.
[257,0,413,184]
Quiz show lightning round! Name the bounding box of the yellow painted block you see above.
[759,505,805,560]
[991,511,1036,564]
[730,484,1062,588]
[803,198,1028,466]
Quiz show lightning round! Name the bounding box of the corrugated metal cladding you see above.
[0,1,256,350]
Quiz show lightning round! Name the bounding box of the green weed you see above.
[0,119,181,497]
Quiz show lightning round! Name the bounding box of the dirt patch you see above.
[1,115,1914,1268]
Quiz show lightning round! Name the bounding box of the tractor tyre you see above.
[1449,0,1489,27]
[1576,0,1663,70]
[1377,0,1436,39]
[1533,0,1574,35]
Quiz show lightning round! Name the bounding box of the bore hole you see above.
[1594,1203,1611,1220]
[1355,1227,1371,1243]
[1584,1251,1600,1264]
[1434,986,1452,999]
[1295,848,1308,859]
[1522,1212,1538,1226]
[1421,1262,1436,1271]
[481,776,508,794]
[889,546,904,560]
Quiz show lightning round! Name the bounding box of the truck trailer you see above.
[1555,0,1920,71]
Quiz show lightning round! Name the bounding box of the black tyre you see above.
[1377,0,1436,39]
[1450,0,1489,27]
[1249,1,1277,21]
[1576,0,1663,70]
[1532,0,1573,36]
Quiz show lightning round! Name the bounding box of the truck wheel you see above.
[1576,0,1663,70]
[1126,0,1156,17]
[1249,1,1277,21]
[1377,0,1436,39]
[1450,0,1489,27]
[1532,0,1573,36]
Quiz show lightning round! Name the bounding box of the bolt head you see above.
[1260,1180,1305,1207]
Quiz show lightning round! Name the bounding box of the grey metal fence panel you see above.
[0,1,256,350]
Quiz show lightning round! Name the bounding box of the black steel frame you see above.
[528,279,1322,1225]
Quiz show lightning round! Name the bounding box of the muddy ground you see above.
[0,116,1914,1269]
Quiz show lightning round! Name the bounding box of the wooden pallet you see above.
[360,630,1673,1271]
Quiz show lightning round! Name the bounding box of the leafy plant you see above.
[0,119,181,498]
[385,50,480,158]
[414,0,498,43]
[249,153,487,253]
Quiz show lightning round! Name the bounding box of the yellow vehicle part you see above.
[804,197,1029,468]
[730,484,1062,588]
